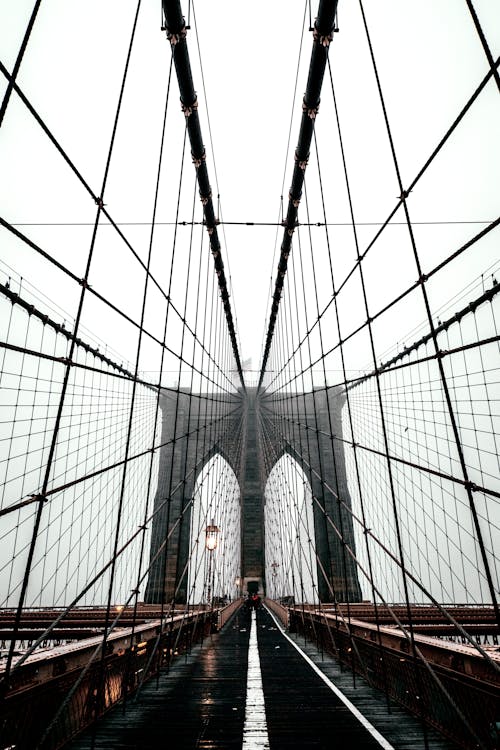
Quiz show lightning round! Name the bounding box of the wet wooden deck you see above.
[68,605,459,749]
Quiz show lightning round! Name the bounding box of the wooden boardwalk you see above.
[68,605,459,749]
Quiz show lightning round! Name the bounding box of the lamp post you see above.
[234,576,241,600]
[271,561,279,599]
[205,520,219,606]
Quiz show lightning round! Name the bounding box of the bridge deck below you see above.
[69,606,457,750]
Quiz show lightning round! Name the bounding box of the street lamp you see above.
[271,561,279,599]
[234,576,241,599]
[205,521,219,552]
[205,520,219,605]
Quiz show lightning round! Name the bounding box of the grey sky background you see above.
[1,0,499,376]
[0,1,499,608]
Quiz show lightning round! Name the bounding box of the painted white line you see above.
[242,610,270,750]
[265,605,396,750]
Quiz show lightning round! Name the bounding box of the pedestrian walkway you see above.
[68,605,458,749]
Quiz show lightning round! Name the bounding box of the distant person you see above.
[250,593,260,610]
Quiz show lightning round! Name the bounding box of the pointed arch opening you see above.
[187,454,241,605]
[264,454,319,604]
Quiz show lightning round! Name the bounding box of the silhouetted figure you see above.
[250,593,260,610]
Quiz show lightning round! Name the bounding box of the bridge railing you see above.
[0,607,225,750]
[216,598,244,630]
[263,597,289,629]
[288,606,500,750]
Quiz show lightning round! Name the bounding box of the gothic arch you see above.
[145,386,361,604]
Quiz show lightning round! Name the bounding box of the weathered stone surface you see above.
[145,387,361,604]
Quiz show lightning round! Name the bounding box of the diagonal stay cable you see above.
[261,50,499,396]
[259,408,500,675]
[0,0,42,127]
[0,214,235,393]
[0,64,235,392]
[1,0,146,687]
[263,226,499,397]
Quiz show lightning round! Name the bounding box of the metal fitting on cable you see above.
[167,25,187,46]
[30,493,48,504]
[181,98,198,117]
[192,150,206,168]
[294,150,309,170]
[302,98,320,119]
[313,27,333,47]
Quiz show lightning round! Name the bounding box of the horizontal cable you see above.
[263,227,499,395]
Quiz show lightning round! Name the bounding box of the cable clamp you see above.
[200,190,212,206]
[94,196,106,208]
[79,278,91,290]
[288,191,301,209]
[192,150,206,168]
[167,26,187,46]
[182,98,198,118]
[302,98,320,119]
[30,493,48,504]
[464,481,478,493]
[294,150,309,171]
[313,27,334,47]
[399,188,410,201]
[418,273,428,284]
[58,357,73,366]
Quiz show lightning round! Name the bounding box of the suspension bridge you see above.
[0,0,499,748]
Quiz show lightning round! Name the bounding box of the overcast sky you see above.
[1,0,499,377]
[0,1,499,610]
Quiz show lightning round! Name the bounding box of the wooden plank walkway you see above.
[278,613,460,750]
[68,605,459,749]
